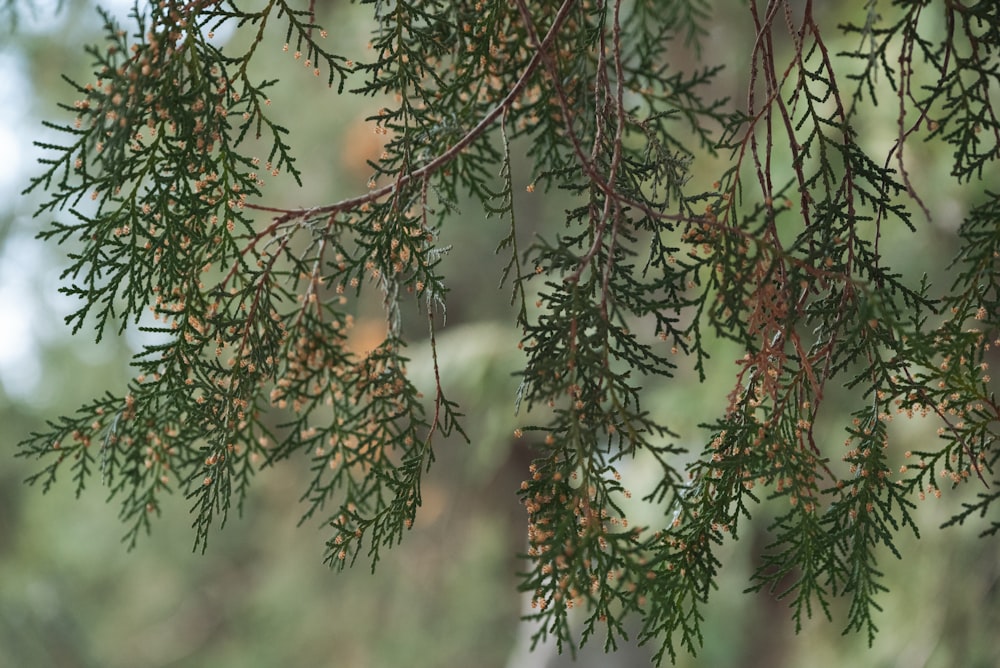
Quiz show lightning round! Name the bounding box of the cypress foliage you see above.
[16,0,1000,662]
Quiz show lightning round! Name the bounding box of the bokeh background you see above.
[2,2,998,667]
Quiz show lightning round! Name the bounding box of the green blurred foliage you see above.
[1,1,998,667]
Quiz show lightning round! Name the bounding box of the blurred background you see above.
[1,2,998,667]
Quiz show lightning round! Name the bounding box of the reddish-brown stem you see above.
[247,0,578,225]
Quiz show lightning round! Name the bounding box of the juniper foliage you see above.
[16,0,1000,663]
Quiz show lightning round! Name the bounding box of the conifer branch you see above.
[15,1,1000,664]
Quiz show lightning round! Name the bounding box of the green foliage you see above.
[16,0,1000,664]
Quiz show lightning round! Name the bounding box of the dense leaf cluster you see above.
[16,0,1000,664]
